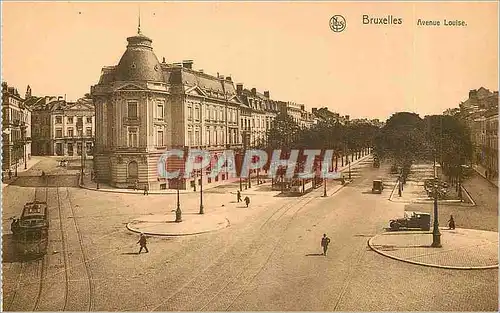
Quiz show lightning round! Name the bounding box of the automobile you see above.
[372,180,383,194]
[389,211,431,231]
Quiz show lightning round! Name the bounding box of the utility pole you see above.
[199,166,204,214]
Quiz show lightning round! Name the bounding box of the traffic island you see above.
[126,213,230,236]
[368,228,498,270]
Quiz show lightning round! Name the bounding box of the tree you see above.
[266,112,301,149]
[423,115,473,183]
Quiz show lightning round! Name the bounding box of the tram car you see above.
[11,201,49,257]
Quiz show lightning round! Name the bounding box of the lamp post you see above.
[199,166,204,215]
[323,177,327,197]
[431,154,441,247]
[21,122,27,170]
[77,120,84,185]
[175,177,182,222]
[348,160,351,179]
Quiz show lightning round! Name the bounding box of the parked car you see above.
[389,211,431,231]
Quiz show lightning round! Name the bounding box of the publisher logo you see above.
[330,15,346,32]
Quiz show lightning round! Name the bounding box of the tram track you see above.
[5,185,49,312]
[63,186,95,311]
[149,187,321,312]
[52,186,70,311]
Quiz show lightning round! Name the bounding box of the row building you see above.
[453,87,498,179]
[90,28,319,190]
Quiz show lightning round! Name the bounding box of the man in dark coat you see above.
[321,234,331,256]
[137,233,149,254]
[244,196,250,207]
[448,215,456,230]
[237,190,242,202]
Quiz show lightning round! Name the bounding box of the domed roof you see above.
[114,32,163,82]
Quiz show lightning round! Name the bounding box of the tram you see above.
[11,201,49,257]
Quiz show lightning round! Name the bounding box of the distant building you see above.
[26,95,95,156]
[2,82,31,173]
[456,87,498,178]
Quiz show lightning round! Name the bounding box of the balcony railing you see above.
[123,117,140,125]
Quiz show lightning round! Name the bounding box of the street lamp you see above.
[199,166,204,215]
[21,122,27,170]
[431,154,442,247]
[323,177,327,197]
[348,160,351,179]
[431,178,442,247]
[175,177,182,222]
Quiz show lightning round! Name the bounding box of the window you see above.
[77,142,82,155]
[157,130,164,147]
[128,128,138,147]
[195,130,200,145]
[86,142,92,154]
[195,107,200,120]
[128,161,138,179]
[67,128,74,137]
[212,107,216,120]
[56,129,63,138]
[128,101,138,118]
[157,103,164,119]
[206,107,210,120]
[67,143,73,156]
[86,117,92,123]
[55,116,62,124]
[77,117,83,129]
[67,117,73,124]
[86,127,92,137]
[188,131,192,146]
[220,109,223,121]
[188,106,193,120]
[206,128,211,145]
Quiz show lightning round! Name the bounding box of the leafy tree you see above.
[266,112,301,149]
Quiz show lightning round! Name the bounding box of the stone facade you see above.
[2,82,32,172]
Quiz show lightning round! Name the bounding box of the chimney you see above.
[251,88,256,96]
[264,91,270,98]
[173,62,182,67]
[162,57,166,63]
[236,83,243,95]
[182,60,193,69]
[219,74,225,80]
[58,96,63,101]
[225,76,232,82]
[469,89,478,99]
[199,69,204,73]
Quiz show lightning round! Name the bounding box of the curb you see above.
[125,217,230,237]
[473,167,498,188]
[388,179,476,207]
[367,233,498,270]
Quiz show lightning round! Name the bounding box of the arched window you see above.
[128,161,138,179]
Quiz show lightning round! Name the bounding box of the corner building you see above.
[91,30,242,190]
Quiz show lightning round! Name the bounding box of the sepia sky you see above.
[1,1,498,121]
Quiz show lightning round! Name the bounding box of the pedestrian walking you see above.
[96,182,100,190]
[137,233,149,254]
[244,196,250,207]
[448,215,456,230]
[398,182,402,197]
[143,185,149,195]
[8,169,12,179]
[237,190,242,202]
[321,234,331,256]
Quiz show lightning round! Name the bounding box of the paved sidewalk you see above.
[369,228,498,269]
[2,157,42,189]
[80,152,372,195]
[127,212,230,236]
[473,164,498,188]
